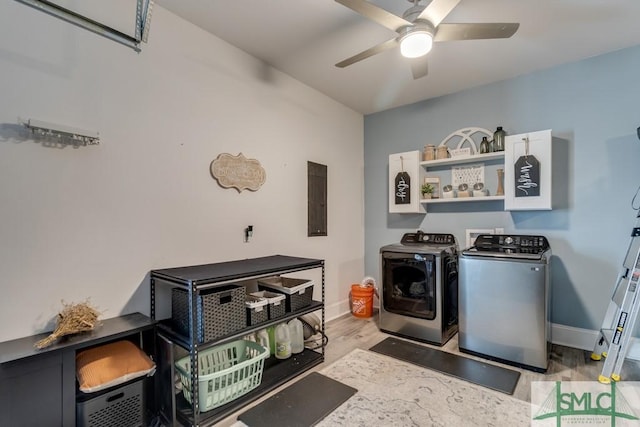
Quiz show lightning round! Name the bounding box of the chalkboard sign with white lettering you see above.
[514,155,540,197]
[395,172,411,204]
[504,129,552,210]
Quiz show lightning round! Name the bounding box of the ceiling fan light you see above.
[400,31,433,58]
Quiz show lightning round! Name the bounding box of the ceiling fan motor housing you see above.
[402,4,427,23]
[398,19,435,38]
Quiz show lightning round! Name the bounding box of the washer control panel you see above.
[474,234,549,250]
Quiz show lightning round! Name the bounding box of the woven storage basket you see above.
[175,340,269,412]
[245,295,268,326]
[257,277,314,312]
[250,291,286,320]
[171,285,246,343]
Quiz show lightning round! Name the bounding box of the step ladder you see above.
[591,217,640,384]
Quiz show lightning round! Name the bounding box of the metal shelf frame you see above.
[150,255,325,427]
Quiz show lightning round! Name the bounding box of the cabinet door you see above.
[504,129,552,210]
[308,161,328,236]
[389,150,424,213]
[0,352,64,427]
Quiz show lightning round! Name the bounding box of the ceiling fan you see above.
[335,0,519,79]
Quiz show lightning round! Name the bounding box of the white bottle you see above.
[288,318,305,354]
[275,323,291,359]
[255,329,270,353]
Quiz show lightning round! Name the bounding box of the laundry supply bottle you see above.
[255,329,270,353]
[266,326,277,355]
[288,318,305,354]
[275,323,292,359]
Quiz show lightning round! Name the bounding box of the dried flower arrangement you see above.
[35,300,100,349]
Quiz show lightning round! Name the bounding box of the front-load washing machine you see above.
[379,231,458,346]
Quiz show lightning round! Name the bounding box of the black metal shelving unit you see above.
[150,255,325,427]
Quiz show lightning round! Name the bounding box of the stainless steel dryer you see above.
[379,231,458,346]
[459,234,551,372]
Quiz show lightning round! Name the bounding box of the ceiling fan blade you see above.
[335,0,411,32]
[434,23,520,42]
[410,57,429,79]
[417,0,461,27]
[335,37,398,68]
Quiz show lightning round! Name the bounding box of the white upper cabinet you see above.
[389,150,424,213]
[504,129,553,211]
[388,128,553,214]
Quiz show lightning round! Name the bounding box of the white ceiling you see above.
[155,0,640,115]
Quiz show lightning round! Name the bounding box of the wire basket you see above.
[175,340,269,412]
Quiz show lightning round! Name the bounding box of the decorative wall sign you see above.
[514,137,540,197]
[449,147,471,158]
[504,129,552,210]
[451,163,485,188]
[210,153,266,192]
[389,151,423,214]
[394,171,411,204]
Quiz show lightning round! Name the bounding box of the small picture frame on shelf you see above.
[423,177,441,199]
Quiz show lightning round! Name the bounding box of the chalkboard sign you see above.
[395,172,411,204]
[514,155,540,197]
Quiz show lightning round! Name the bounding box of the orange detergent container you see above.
[349,277,377,318]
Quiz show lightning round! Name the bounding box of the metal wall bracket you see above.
[23,118,100,146]
[14,0,154,52]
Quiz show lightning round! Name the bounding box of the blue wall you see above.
[364,45,640,331]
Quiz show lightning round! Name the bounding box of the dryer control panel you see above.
[400,232,456,245]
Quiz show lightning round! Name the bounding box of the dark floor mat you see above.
[370,337,520,395]
[237,372,357,427]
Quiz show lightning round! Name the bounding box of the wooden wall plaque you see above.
[210,153,266,192]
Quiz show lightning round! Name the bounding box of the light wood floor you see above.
[219,311,640,426]
[323,311,640,401]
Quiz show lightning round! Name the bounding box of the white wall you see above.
[0,3,364,342]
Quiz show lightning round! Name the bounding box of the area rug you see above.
[370,336,521,395]
[315,348,531,426]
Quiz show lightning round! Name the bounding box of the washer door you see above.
[381,251,436,320]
